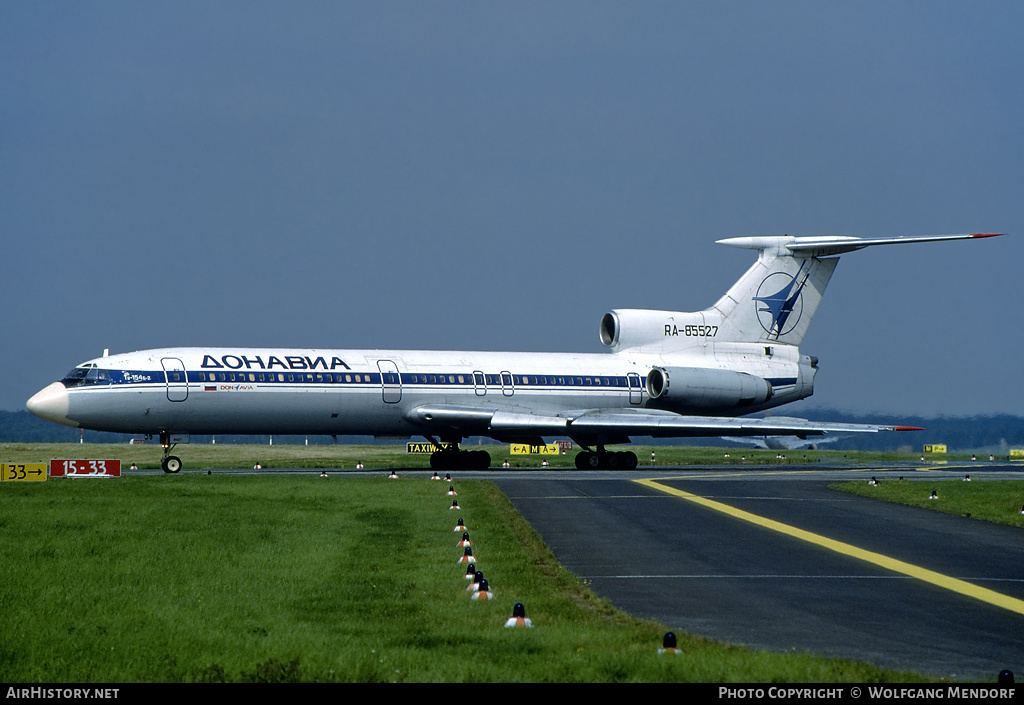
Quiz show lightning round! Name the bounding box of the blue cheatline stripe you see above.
[72,368,801,394]
[79,369,647,390]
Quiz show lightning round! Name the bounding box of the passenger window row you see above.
[66,368,642,389]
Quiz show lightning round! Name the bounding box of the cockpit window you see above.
[61,366,112,388]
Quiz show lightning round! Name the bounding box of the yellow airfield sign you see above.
[1,463,47,482]
[924,444,947,453]
[510,444,560,455]
[406,442,454,454]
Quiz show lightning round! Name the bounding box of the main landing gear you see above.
[574,449,638,470]
[427,439,491,471]
[159,432,182,474]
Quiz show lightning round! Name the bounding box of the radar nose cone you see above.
[26,382,76,427]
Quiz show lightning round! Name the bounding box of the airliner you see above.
[721,425,846,451]
[26,233,1000,472]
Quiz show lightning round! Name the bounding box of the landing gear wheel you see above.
[430,449,491,471]
[161,455,182,474]
[574,450,637,470]
[574,451,602,470]
[429,452,447,471]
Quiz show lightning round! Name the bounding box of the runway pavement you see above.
[492,464,1024,681]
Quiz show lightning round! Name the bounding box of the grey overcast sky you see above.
[2,1,1021,419]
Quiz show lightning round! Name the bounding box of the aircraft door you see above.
[627,372,643,405]
[500,371,514,397]
[377,360,402,403]
[161,358,188,402]
[473,371,486,397]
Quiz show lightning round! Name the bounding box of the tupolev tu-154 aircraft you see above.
[27,233,1000,472]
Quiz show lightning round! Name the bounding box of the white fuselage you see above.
[29,344,813,440]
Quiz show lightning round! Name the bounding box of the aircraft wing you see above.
[406,406,921,443]
[561,410,919,439]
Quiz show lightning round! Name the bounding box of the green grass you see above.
[0,473,936,683]
[833,478,1024,528]
[0,441,983,472]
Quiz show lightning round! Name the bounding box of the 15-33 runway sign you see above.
[49,459,121,477]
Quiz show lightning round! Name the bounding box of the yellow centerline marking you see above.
[634,477,1024,616]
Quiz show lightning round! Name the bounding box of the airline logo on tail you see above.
[752,261,811,338]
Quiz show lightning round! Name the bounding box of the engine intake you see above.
[600,309,686,350]
[646,366,772,410]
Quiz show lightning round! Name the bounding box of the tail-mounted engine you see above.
[646,366,773,411]
[601,309,691,351]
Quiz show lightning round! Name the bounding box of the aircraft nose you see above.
[26,382,77,427]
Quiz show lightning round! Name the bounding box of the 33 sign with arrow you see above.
[1,464,47,482]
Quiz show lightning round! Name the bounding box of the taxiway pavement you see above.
[493,464,1024,681]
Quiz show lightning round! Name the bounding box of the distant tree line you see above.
[790,409,1024,453]
[1,408,1021,453]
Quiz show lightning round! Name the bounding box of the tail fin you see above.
[709,233,1001,346]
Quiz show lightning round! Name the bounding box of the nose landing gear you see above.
[159,433,182,473]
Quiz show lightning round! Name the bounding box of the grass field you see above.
[0,455,943,683]
[0,440,981,472]
[834,478,1024,529]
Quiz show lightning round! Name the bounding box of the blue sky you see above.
[2,1,1021,419]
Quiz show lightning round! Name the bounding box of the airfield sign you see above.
[49,459,121,477]
[1,463,47,482]
[510,444,560,455]
[407,442,455,454]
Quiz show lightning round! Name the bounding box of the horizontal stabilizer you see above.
[718,233,1003,258]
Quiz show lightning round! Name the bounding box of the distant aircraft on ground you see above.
[721,428,845,451]
[27,233,1000,472]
